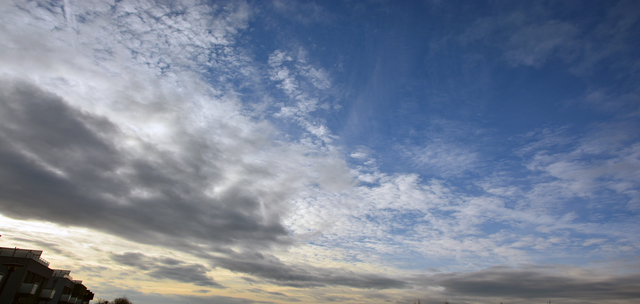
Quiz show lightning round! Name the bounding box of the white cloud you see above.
[522,124,640,210]
[407,140,480,177]
[267,48,337,145]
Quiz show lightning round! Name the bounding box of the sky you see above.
[0,0,639,303]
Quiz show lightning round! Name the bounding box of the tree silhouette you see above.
[113,297,133,304]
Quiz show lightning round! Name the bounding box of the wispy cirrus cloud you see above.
[519,123,640,211]
[459,11,580,67]
[457,0,640,115]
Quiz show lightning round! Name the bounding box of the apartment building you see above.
[0,247,94,304]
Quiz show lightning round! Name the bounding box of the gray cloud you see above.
[440,271,640,299]
[111,252,153,271]
[412,266,640,302]
[0,79,290,252]
[210,251,407,289]
[11,237,64,255]
[193,289,210,293]
[150,264,222,288]
[245,288,300,301]
[111,252,223,288]
[110,249,407,291]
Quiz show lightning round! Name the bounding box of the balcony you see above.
[18,283,39,295]
[69,297,78,303]
[0,248,50,267]
[39,288,56,300]
[59,294,71,302]
[52,269,73,280]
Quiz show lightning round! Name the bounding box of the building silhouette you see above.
[0,247,94,304]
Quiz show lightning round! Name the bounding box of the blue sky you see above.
[0,0,639,303]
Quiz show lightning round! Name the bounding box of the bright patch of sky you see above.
[1,0,639,303]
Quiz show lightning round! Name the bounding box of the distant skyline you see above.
[1,0,639,303]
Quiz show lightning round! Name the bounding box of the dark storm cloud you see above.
[413,266,640,301]
[210,251,407,289]
[111,252,223,288]
[0,79,289,252]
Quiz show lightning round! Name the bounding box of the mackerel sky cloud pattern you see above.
[1,1,639,303]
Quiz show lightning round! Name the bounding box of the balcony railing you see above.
[18,283,39,295]
[0,247,50,267]
[39,288,56,299]
[52,269,74,280]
